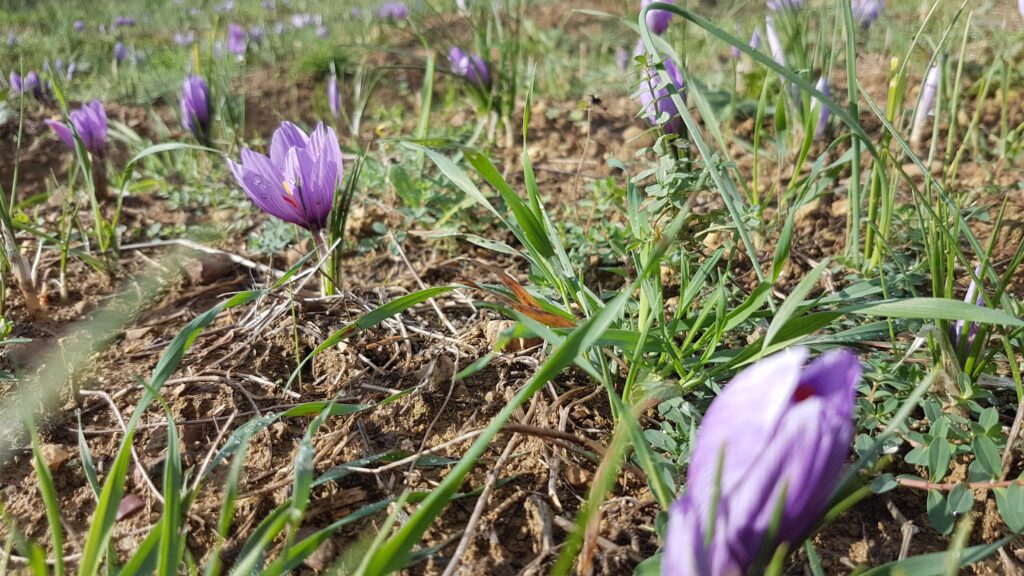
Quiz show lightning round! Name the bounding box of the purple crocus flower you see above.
[663,348,860,576]
[228,121,342,232]
[181,75,211,143]
[910,65,940,146]
[74,20,86,32]
[248,25,265,41]
[448,46,490,87]
[291,13,312,28]
[641,0,673,36]
[114,42,129,63]
[377,1,409,20]
[175,31,195,46]
[327,69,341,122]
[634,45,686,135]
[45,100,108,156]
[112,16,136,28]
[8,71,22,94]
[227,24,247,55]
[852,0,884,29]
[750,29,762,50]
[7,32,16,47]
[812,75,831,140]
[766,0,803,10]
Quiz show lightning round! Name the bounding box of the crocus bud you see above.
[910,65,940,147]
[766,0,802,10]
[181,75,211,143]
[327,68,341,122]
[852,0,884,29]
[812,75,831,140]
[951,265,985,354]
[228,121,343,232]
[448,46,490,87]
[641,0,674,36]
[227,24,247,55]
[664,348,861,576]
[634,46,686,135]
[764,16,786,68]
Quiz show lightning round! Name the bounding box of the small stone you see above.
[38,444,72,471]
[565,465,592,489]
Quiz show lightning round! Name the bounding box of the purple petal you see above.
[270,121,309,167]
[46,119,76,149]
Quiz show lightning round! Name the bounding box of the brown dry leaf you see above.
[462,260,576,329]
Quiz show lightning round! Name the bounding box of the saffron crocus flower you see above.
[181,75,211,143]
[227,24,246,55]
[910,65,940,146]
[641,0,673,36]
[114,42,129,63]
[635,46,686,135]
[852,0,884,29]
[9,72,22,94]
[448,46,490,87]
[46,100,110,199]
[74,20,86,32]
[228,121,342,232]
[663,348,861,576]
[812,75,831,140]
[377,1,409,20]
[327,68,341,122]
[46,100,108,155]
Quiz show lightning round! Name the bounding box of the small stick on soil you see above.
[386,230,459,337]
[439,395,543,576]
[120,238,282,279]
[1002,395,1024,479]
[79,389,165,505]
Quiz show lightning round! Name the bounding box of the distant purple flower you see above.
[852,0,884,29]
[664,348,860,576]
[7,32,16,47]
[8,72,22,94]
[910,65,940,146]
[175,31,195,46]
[216,0,236,12]
[291,13,313,28]
[766,0,802,10]
[327,69,341,121]
[635,46,686,135]
[114,42,129,63]
[316,24,329,37]
[616,46,631,72]
[812,75,831,140]
[262,0,275,10]
[377,1,409,20]
[181,75,211,143]
[641,0,673,35]
[448,46,490,87]
[227,24,246,55]
[248,26,265,41]
[1020,0,1024,19]
[228,121,343,232]
[45,100,108,156]
[74,20,86,32]
[112,16,136,28]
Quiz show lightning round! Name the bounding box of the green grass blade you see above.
[29,421,64,576]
